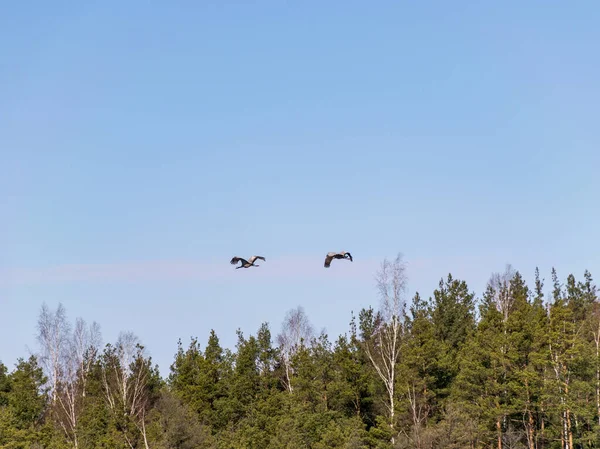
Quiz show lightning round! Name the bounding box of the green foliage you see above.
[5,267,600,448]
[148,390,215,449]
[0,362,10,407]
[0,356,50,448]
[431,274,476,351]
[7,356,47,428]
[428,275,476,409]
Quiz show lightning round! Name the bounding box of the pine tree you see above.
[396,292,440,448]
[503,271,548,449]
[546,268,588,449]
[453,285,507,449]
[0,356,51,447]
[564,272,597,447]
[430,274,476,407]
[0,362,9,407]
[329,314,375,422]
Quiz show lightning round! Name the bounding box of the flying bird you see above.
[324,251,353,268]
[230,255,266,269]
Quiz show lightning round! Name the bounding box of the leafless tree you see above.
[276,306,314,393]
[489,264,517,323]
[364,253,408,445]
[59,318,102,448]
[101,331,155,449]
[37,302,71,404]
[36,303,102,449]
[405,380,430,449]
[71,318,102,398]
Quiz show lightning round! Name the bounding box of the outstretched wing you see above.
[325,251,352,267]
[230,257,248,266]
[249,255,265,263]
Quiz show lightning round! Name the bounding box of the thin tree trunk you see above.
[540,412,545,449]
[365,255,406,446]
[124,433,135,449]
[141,417,150,449]
[566,408,573,449]
[497,417,502,449]
[561,409,568,449]
[284,360,293,393]
[390,385,395,445]
[407,383,426,449]
[560,412,565,449]
[526,410,535,449]
[540,365,547,449]
[524,377,535,449]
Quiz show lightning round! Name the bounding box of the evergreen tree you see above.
[395,292,440,448]
[0,356,51,448]
[0,362,9,407]
[545,268,587,449]
[453,285,508,448]
[5,263,600,448]
[503,271,547,448]
[430,274,476,406]
[169,331,226,429]
[8,356,47,429]
[329,315,375,422]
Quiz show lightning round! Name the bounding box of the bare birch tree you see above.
[362,253,408,445]
[489,264,517,323]
[36,303,102,449]
[276,306,314,393]
[37,302,71,404]
[71,318,102,399]
[56,318,102,449]
[101,331,157,449]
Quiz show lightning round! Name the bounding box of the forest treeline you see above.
[2,255,600,449]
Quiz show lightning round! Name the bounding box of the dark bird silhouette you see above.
[230,255,266,269]
[324,251,353,268]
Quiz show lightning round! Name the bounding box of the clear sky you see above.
[2,1,599,376]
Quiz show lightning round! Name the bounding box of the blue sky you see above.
[2,1,599,376]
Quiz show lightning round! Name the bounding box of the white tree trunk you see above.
[277,306,314,394]
[364,253,407,445]
[36,303,102,449]
[102,331,152,449]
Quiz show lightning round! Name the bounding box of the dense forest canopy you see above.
[1,255,599,449]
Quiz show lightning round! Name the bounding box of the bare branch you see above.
[276,306,314,393]
[35,303,103,449]
[488,264,516,322]
[36,302,71,404]
[363,253,408,445]
[101,332,153,449]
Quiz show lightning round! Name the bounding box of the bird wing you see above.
[324,254,334,268]
[230,257,248,265]
[249,255,265,263]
